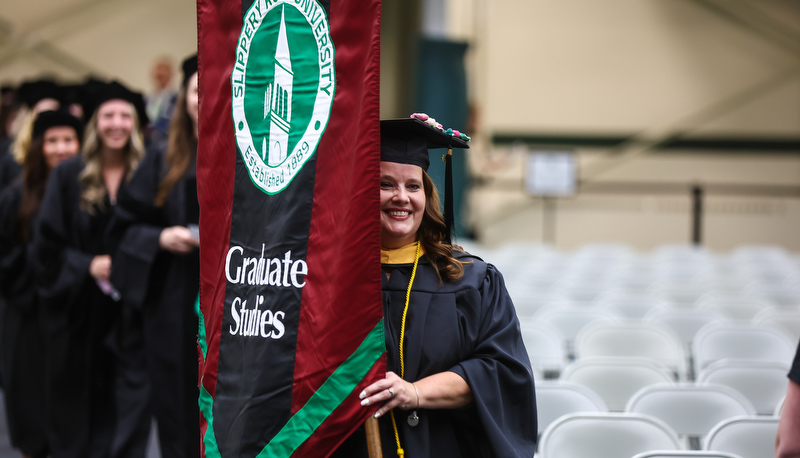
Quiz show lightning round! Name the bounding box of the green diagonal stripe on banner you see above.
[199,383,222,458]
[196,294,207,360]
[257,320,385,457]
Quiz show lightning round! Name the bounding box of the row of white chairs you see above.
[523,318,796,379]
[537,411,778,458]
[543,356,787,415]
[513,289,800,321]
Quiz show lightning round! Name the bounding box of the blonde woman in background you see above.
[108,55,200,458]
[32,81,148,458]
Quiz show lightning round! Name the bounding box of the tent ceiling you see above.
[0,0,197,91]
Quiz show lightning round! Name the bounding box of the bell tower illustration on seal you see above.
[263,5,293,166]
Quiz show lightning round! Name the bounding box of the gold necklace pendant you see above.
[407,410,419,427]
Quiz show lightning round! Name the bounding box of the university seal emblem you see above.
[231,0,335,194]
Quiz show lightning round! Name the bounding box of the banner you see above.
[196,0,384,456]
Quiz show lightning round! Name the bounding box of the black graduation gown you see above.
[0,182,48,458]
[32,155,121,458]
[108,145,200,458]
[334,252,537,458]
[0,153,22,192]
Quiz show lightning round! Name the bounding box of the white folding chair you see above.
[518,319,567,378]
[534,304,622,358]
[692,322,796,376]
[753,308,800,343]
[643,308,727,349]
[595,291,671,319]
[630,451,744,458]
[697,359,790,415]
[575,321,686,380]
[561,357,675,411]
[703,416,779,458]
[538,412,681,458]
[696,294,772,322]
[625,383,755,448]
[535,381,607,438]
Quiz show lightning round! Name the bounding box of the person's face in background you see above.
[380,161,426,249]
[152,59,173,91]
[42,126,80,169]
[96,100,134,152]
[185,72,199,136]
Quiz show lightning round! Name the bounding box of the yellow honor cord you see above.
[390,240,421,458]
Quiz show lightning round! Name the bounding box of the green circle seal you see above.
[231,0,335,195]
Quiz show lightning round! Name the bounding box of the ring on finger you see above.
[388,387,394,398]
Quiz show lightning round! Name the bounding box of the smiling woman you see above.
[0,109,82,458]
[31,80,148,458]
[332,115,537,458]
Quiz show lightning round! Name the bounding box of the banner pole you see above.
[365,416,383,458]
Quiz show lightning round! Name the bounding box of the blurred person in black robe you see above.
[0,80,62,191]
[332,116,537,458]
[777,339,800,458]
[0,110,82,458]
[31,81,147,458]
[107,55,200,458]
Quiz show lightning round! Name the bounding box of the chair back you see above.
[692,322,795,375]
[535,381,607,437]
[630,451,744,458]
[697,359,790,415]
[561,357,675,411]
[538,412,681,458]
[625,383,755,439]
[575,321,686,379]
[704,416,779,458]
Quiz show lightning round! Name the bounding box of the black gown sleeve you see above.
[31,161,93,308]
[108,150,164,309]
[448,263,538,457]
[789,340,800,384]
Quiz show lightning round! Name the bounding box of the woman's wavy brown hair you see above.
[418,170,467,283]
[155,87,195,206]
[79,102,145,213]
[16,137,49,243]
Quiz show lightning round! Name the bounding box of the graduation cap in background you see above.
[17,79,62,109]
[380,113,471,244]
[32,110,83,139]
[86,80,149,127]
[181,54,198,89]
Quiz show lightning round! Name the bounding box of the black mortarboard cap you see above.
[181,54,198,88]
[32,110,83,139]
[380,115,470,244]
[380,117,469,171]
[17,79,62,109]
[88,80,149,126]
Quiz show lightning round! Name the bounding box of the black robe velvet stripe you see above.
[32,155,119,458]
[334,252,537,458]
[108,144,200,458]
[0,183,48,457]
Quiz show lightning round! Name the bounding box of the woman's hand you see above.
[89,255,112,282]
[159,226,199,254]
[359,371,419,418]
[360,370,473,418]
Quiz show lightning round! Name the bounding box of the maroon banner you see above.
[196,0,384,456]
